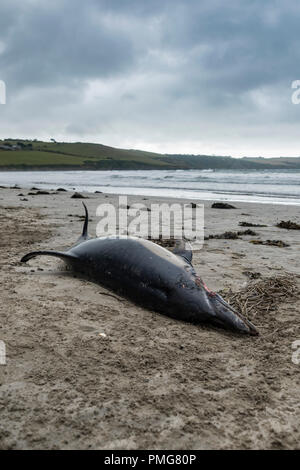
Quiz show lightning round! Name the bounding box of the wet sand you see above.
[0,186,299,449]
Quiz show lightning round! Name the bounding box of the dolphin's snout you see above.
[209,293,259,336]
[194,277,259,335]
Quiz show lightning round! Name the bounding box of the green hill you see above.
[0,139,172,170]
[1,139,300,170]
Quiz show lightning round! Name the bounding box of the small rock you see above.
[211,202,236,209]
[71,192,88,199]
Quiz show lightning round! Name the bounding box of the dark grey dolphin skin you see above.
[21,204,258,336]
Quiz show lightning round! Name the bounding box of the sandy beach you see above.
[0,186,299,450]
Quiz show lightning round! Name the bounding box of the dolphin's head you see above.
[194,277,259,335]
[170,276,258,336]
[205,292,259,336]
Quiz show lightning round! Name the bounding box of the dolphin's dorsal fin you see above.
[73,202,90,246]
[173,239,193,264]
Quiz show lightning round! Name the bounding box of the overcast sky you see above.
[1,0,300,157]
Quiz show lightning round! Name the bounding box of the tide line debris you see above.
[220,274,299,320]
[276,220,300,230]
[250,239,290,248]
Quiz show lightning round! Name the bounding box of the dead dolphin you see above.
[21,204,258,336]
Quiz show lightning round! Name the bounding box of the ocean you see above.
[1,169,300,205]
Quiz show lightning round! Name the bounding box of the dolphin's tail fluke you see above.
[21,250,76,263]
[73,202,89,246]
[81,202,89,239]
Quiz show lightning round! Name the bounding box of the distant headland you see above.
[1,138,300,170]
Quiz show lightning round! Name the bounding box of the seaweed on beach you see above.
[206,229,257,240]
[207,231,239,240]
[27,190,51,195]
[147,235,176,248]
[276,220,300,230]
[68,214,86,219]
[211,202,236,209]
[238,229,258,236]
[71,192,89,199]
[220,274,299,320]
[250,239,290,247]
[239,221,267,227]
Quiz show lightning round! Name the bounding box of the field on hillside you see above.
[0,140,172,169]
[0,151,88,167]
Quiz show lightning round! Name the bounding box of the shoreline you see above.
[0,186,300,449]
[0,182,299,207]
[0,166,299,207]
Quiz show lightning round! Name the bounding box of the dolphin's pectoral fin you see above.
[21,250,77,264]
[173,239,193,264]
[73,202,90,247]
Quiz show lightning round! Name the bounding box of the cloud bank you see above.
[1,0,300,156]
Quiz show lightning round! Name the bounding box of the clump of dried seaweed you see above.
[206,231,239,240]
[276,220,300,230]
[148,235,176,248]
[206,229,257,240]
[239,221,267,227]
[250,239,290,247]
[211,202,236,209]
[220,275,299,320]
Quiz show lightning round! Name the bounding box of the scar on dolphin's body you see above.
[21,203,258,336]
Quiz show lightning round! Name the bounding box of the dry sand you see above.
[0,186,299,450]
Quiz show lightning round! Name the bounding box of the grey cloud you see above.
[0,0,300,156]
[0,0,136,90]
